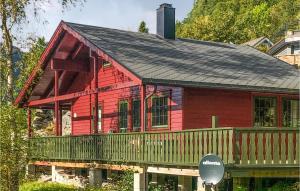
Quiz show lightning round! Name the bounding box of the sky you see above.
[23,0,194,42]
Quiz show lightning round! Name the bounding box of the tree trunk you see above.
[1,1,14,103]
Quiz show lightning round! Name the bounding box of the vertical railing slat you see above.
[265,132,272,164]
[249,132,256,164]
[273,133,279,164]
[287,131,294,164]
[241,132,248,165]
[257,132,264,165]
[281,132,286,164]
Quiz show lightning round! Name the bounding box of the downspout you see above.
[143,85,157,131]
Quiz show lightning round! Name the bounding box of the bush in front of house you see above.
[20,181,77,191]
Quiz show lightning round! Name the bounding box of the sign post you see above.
[199,154,225,190]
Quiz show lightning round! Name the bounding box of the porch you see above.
[29,127,300,169]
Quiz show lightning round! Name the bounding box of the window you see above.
[283,99,299,128]
[132,99,141,129]
[254,97,277,127]
[119,101,128,132]
[152,96,168,127]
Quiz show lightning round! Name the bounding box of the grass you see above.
[20,181,77,191]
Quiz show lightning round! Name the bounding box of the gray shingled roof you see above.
[66,22,299,93]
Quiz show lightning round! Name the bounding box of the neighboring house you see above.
[268,30,300,67]
[243,36,273,51]
[16,4,299,191]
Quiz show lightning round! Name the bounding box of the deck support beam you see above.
[88,168,103,187]
[134,172,146,191]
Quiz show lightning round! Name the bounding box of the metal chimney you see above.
[157,3,175,39]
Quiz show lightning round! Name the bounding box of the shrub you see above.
[269,181,300,191]
[20,181,77,191]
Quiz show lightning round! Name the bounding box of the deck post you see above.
[178,176,192,191]
[51,165,57,182]
[25,164,36,177]
[88,168,102,187]
[54,70,61,136]
[211,116,218,128]
[27,108,32,137]
[140,85,146,132]
[134,172,146,191]
[196,177,206,191]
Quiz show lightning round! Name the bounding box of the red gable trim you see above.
[14,21,142,107]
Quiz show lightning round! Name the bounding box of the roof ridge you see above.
[65,21,240,48]
[64,21,160,39]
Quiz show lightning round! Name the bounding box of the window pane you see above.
[119,101,128,130]
[152,96,168,127]
[283,99,300,128]
[132,100,141,128]
[254,97,277,127]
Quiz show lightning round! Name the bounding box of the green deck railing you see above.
[29,128,299,167]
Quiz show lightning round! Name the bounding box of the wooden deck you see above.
[29,128,299,168]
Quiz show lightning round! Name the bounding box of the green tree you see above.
[0,105,27,191]
[0,0,83,103]
[138,21,149,33]
[0,1,83,191]
[176,0,300,44]
[16,37,46,92]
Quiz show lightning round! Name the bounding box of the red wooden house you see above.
[16,4,299,191]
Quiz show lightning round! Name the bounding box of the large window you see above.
[152,96,168,127]
[283,99,299,128]
[254,97,277,127]
[132,99,141,129]
[119,101,128,132]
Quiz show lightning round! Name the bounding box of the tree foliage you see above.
[138,21,149,33]
[16,37,46,94]
[0,1,83,191]
[0,105,27,191]
[176,0,300,44]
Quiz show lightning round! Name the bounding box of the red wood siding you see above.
[183,88,252,129]
[72,95,92,134]
[71,64,184,135]
[69,72,93,135]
